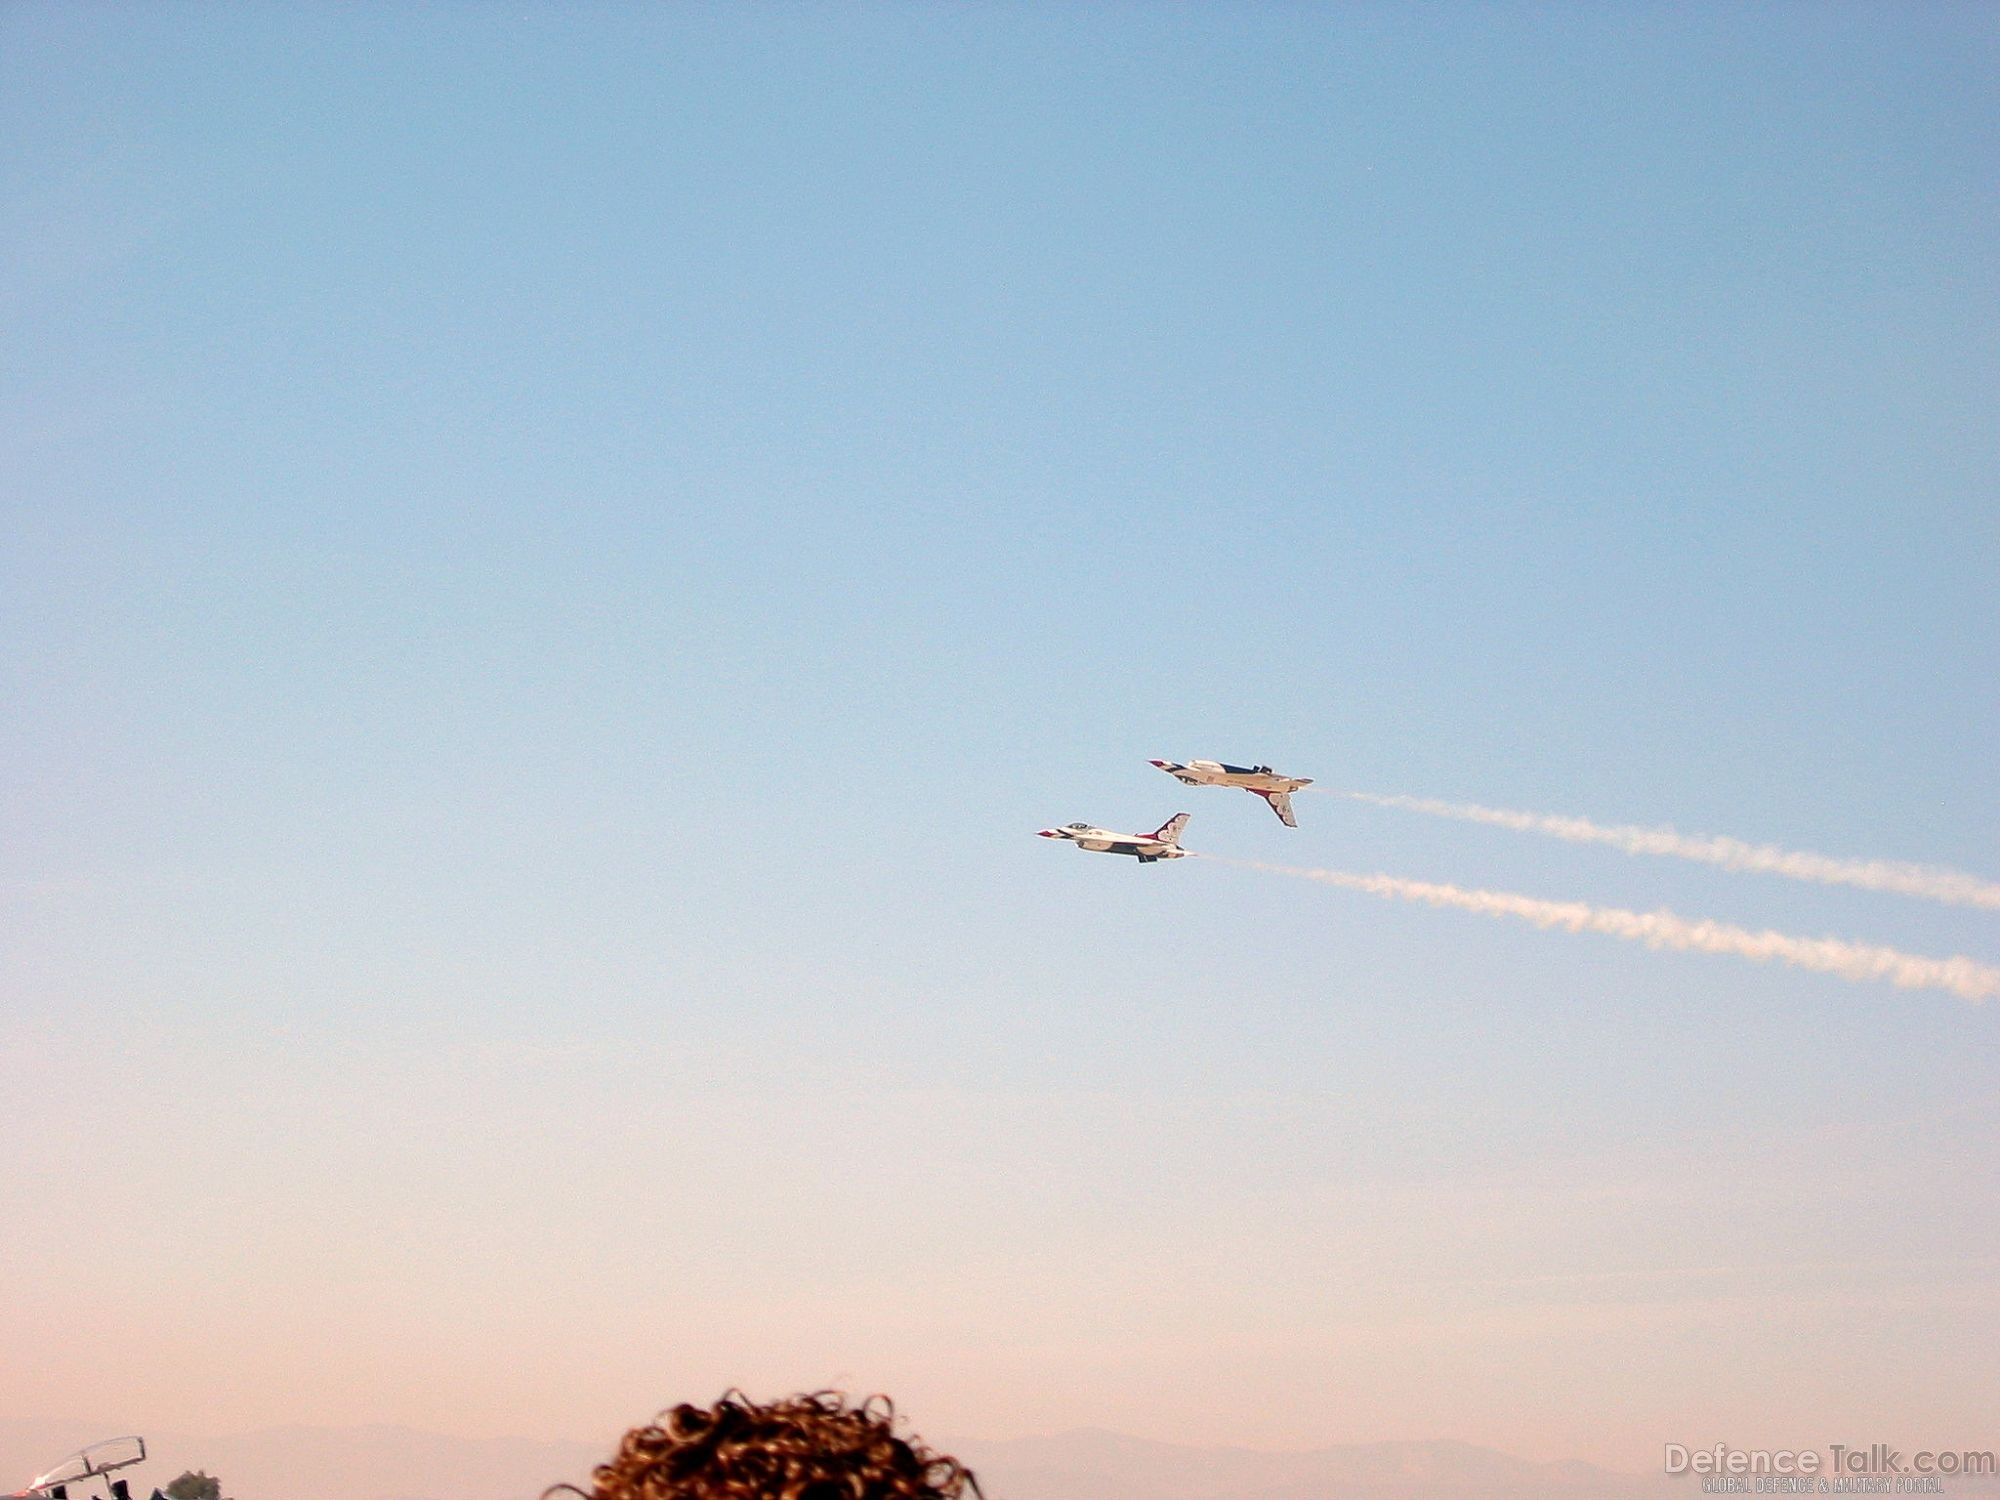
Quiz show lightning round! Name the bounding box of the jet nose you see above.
[1149,759,1170,768]
[1036,828,1061,838]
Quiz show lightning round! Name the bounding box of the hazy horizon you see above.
[9,1418,2000,1500]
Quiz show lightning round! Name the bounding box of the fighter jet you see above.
[1149,759,1313,827]
[1036,812,1191,863]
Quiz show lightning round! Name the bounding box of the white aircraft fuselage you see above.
[1149,759,1313,827]
[1037,812,1191,863]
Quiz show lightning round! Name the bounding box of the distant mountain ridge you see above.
[9,1417,1996,1500]
[953,1428,1666,1500]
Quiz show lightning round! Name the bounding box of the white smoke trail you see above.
[1327,791,2000,911]
[1203,856,2000,1003]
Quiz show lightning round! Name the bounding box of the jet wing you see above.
[1260,790,1298,828]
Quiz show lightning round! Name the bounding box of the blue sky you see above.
[4,1,1996,1466]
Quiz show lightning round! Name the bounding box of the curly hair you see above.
[577,1391,982,1500]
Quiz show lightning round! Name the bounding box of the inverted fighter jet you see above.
[1036,812,1191,863]
[1149,759,1313,827]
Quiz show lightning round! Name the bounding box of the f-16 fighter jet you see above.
[1037,812,1191,863]
[1149,760,1313,827]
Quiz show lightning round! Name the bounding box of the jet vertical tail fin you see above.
[1150,812,1191,846]
[1258,790,1299,828]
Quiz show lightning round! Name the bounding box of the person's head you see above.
[580,1391,981,1500]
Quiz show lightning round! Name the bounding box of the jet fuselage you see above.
[1149,760,1313,827]
[1036,813,1191,863]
